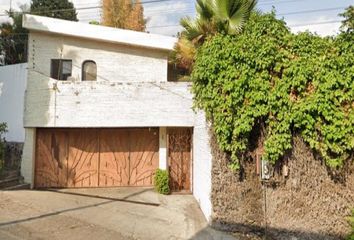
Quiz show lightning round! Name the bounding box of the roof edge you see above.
[23,14,178,51]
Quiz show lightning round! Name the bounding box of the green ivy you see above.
[191,12,354,169]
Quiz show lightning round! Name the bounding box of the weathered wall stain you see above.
[210,129,354,240]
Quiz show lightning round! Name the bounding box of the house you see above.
[20,14,213,221]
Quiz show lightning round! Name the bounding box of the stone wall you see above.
[210,131,354,240]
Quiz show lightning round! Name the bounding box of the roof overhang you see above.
[23,14,178,51]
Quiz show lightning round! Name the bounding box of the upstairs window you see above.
[50,59,72,80]
[82,60,97,81]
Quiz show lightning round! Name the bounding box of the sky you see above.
[0,0,353,37]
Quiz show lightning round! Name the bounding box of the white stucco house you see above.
[20,14,212,221]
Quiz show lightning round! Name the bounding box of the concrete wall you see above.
[28,32,169,83]
[24,74,195,128]
[193,112,213,222]
[0,63,27,142]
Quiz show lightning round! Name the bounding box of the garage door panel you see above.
[35,129,68,188]
[129,129,159,186]
[67,129,99,188]
[99,129,130,187]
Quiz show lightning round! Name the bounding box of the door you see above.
[168,128,192,192]
[99,128,159,187]
[35,128,159,188]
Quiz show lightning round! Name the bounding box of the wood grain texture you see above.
[168,128,192,192]
[35,128,158,188]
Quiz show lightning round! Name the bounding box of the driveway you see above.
[0,188,236,240]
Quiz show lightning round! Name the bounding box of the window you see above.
[82,60,97,81]
[50,59,72,80]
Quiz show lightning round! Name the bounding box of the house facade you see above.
[21,15,212,221]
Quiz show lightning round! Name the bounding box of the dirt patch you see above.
[210,129,354,240]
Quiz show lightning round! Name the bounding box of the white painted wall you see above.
[23,14,177,52]
[28,32,169,83]
[21,128,36,188]
[193,112,213,222]
[159,127,167,170]
[24,74,195,128]
[0,63,27,142]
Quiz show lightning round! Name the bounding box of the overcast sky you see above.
[0,0,352,36]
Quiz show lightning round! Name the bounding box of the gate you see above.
[168,128,192,192]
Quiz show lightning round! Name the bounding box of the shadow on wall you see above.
[188,224,345,240]
[209,127,354,240]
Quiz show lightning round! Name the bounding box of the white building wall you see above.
[24,74,195,127]
[193,112,212,222]
[28,32,169,83]
[0,63,27,142]
[21,128,36,188]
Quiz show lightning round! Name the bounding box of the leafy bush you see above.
[0,123,7,172]
[154,169,170,195]
[192,12,354,170]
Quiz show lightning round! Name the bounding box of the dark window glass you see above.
[50,59,72,80]
[82,60,97,81]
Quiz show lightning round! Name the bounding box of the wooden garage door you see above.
[35,128,159,188]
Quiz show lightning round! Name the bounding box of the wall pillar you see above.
[20,128,36,188]
[159,127,167,170]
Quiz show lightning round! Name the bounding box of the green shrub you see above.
[154,169,170,195]
[0,123,7,172]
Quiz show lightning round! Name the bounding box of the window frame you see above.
[50,59,72,81]
[82,60,97,81]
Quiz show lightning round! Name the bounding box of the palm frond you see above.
[196,0,214,21]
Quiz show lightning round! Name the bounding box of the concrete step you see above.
[2,183,31,190]
[0,175,23,189]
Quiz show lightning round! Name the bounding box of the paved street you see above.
[0,188,236,240]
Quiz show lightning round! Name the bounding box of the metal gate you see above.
[168,128,192,192]
[35,128,159,188]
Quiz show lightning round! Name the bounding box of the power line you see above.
[0,0,185,17]
[278,7,346,16]
[289,20,342,27]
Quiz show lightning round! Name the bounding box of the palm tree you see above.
[172,0,257,77]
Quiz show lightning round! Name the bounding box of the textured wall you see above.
[210,133,354,240]
[24,75,195,127]
[0,63,27,142]
[21,128,36,187]
[193,112,213,221]
[28,32,169,83]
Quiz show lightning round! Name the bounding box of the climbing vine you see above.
[192,12,354,169]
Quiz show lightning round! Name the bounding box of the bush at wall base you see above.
[154,169,170,195]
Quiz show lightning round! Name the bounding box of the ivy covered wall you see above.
[192,12,354,170]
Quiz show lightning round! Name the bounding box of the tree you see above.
[339,5,354,33]
[102,0,146,31]
[0,6,29,65]
[173,0,257,75]
[30,0,78,21]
